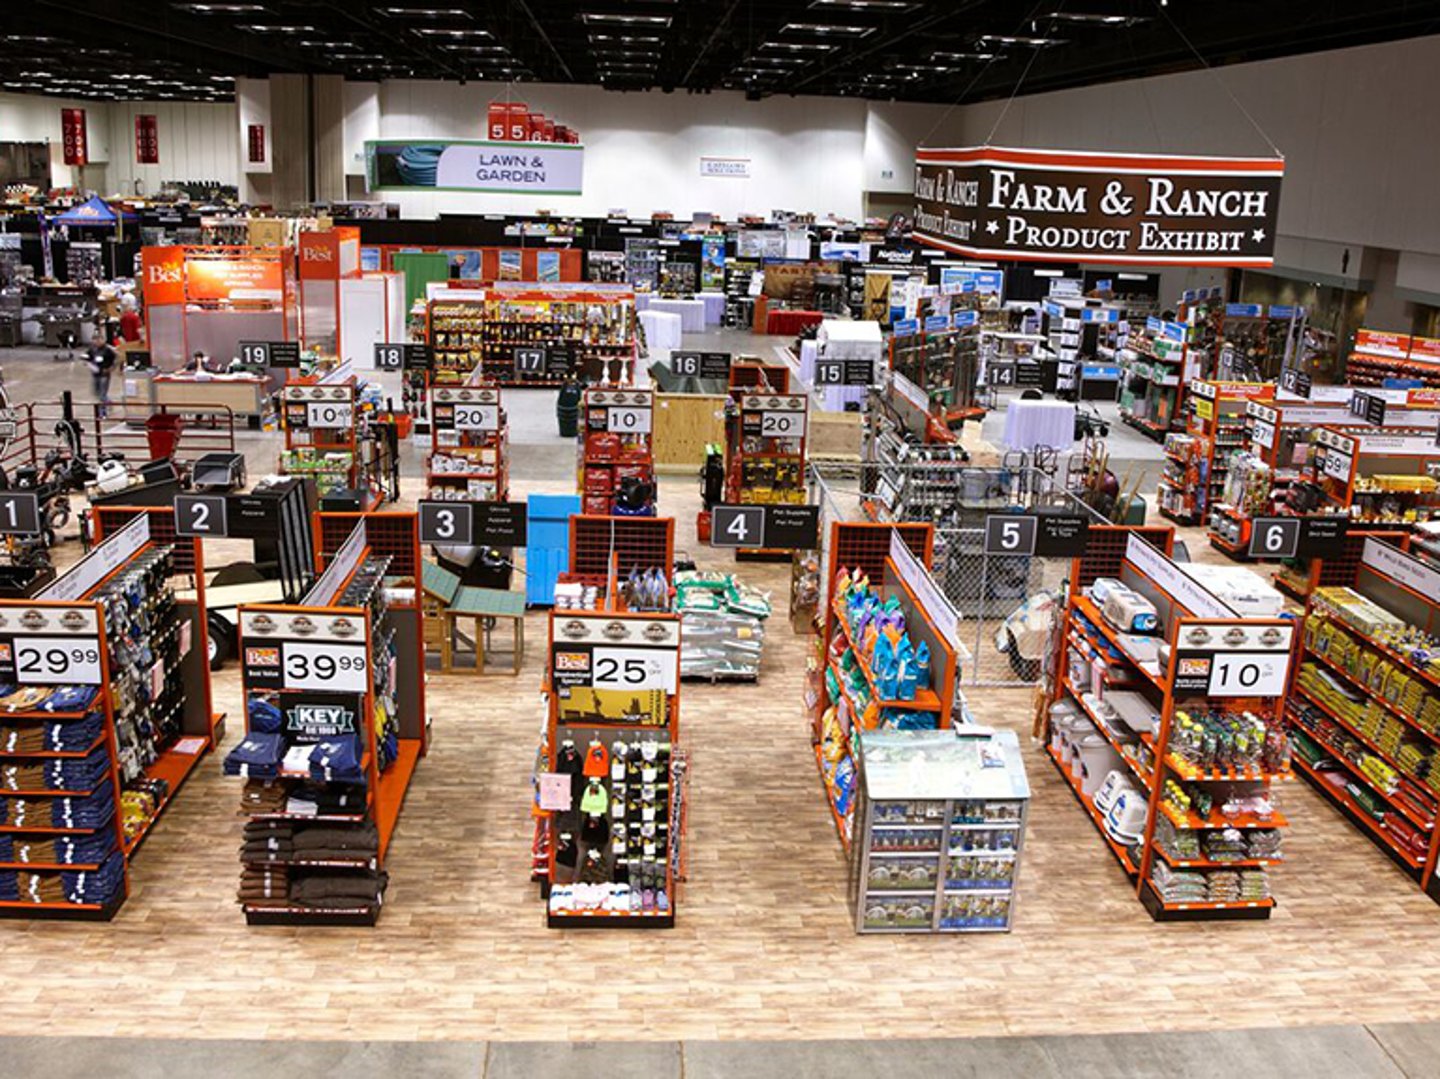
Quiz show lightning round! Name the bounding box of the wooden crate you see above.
[653,392,727,474]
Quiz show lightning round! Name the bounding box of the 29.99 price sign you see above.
[282,641,368,693]
[2,636,104,685]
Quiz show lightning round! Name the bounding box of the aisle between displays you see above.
[1047,533,1294,920]
[225,514,427,925]
[0,513,217,920]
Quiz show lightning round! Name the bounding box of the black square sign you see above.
[240,340,300,368]
[670,351,705,378]
[990,362,1018,388]
[765,504,820,549]
[1348,391,1386,426]
[514,347,547,378]
[983,515,1037,556]
[815,358,875,386]
[711,505,765,548]
[0,491,41,536]
[1035,513,1090,556]
[374,342,406,371]
[1248,517,1301,559]
[174,493,229,538]
[419,501,472,547]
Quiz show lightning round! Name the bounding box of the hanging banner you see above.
[247,124,266,164]
[61,108,88,166]
[913,145,1283,267]
[135,114,159,165]
[365,140,584,195]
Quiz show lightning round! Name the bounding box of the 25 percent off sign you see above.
[913,145,1283,267]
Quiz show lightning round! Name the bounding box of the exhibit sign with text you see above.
[913,145,1283,266]
[365,140,584,195]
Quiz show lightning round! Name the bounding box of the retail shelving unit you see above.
[1049,533,1295,921]
[0,514,216,921]
[813,523,962,851]
[889,312,982,417]
[847,727,1029,934]
[1159,380,1273,526]
[426,295,487,385]
[281,373,361,501]
[1290,537,1440,900]
[1307,426,1440,523]
[232,516,426,926]
[578,387,655,518]
[540,608,683,927]
[427,381,508,501]
[568,514,675,589]
[1119,316,1188,439]
[481,286,637,386]
[1345,330,1440,389]
[723,392,808,561]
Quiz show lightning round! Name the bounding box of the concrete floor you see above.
[3,1021,1438,1078]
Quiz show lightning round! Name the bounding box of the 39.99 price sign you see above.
[282,641,368,693]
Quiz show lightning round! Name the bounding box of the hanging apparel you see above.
[582,740,610,778]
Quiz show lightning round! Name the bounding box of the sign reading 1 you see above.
[0,491,41,536]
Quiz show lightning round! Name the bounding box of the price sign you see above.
[1322,447,1353,482]
[1173,621,1294,697]
[0,491,41,536]
[760,411,805,437]
[454,402,500,431]
[608,406,652,434]
[306,400,354,430]
[174,493,229,538]
[514,347,547,377]
[815,358,875,386]
[591,646,677,694]
[12,637,103,685]
[710,504,820,550]
[239,340,300,367]
[374,343,405,371]
[282,641,369,693]
[419,500,528,547]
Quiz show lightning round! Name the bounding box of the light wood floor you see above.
[3,476,1440,1043]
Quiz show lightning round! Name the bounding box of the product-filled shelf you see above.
[1163,755,1291,784]
[1290,753,1425,870]
[120,742,210,856]
[830,601,944,711]
[1159,800,1288,830]
[1305,616,1440,745]
[1142,879,1275,914]
[1151,846,1282,870]
[1071,595,1166,691]
[814,742,854,853]
[1046,744,1138,877]
[0,734,110,760]
[1062,680,1153,788]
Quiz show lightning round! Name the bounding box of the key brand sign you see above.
[913,145,1283,266]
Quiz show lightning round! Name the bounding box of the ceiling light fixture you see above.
[579,13,673,26]
[809,0,917,9]
[414,27,493,37]
[377,7,471,16]
[1044,10,1147,25]
[760,41,838,53]
[781,22,876,36]
[977,34,1066,47]
[237,23,317,33]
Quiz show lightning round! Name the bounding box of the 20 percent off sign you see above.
[912,145,1283,267]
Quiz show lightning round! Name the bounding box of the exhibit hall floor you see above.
[0,342,1439,1066]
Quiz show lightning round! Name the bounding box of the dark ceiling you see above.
[2,1,1439,103]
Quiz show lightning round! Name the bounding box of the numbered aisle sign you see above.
[814,358,875,387]
[742,394,807,440]
[983,513,1090,557]
[373,342,406,371]
[174,493,229,538]
[240,340,300,368]
[1173,621,1294,698]
[418,499,528,547]
[1248,516,1348,560]
[710,504,820,550]
[514,347,547,378]
[670,351,731,380]
[549,614,680,704]
[0,491,41,536]
[433,386,501,433]
[0,604,103,684]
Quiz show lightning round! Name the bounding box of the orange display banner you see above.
[1409,336,1440,364]
[1210,381,1275,400]
[140,246,185,306]
[186,257,284,303]
[1354,329,1412,357]
[1406,387,1440,407]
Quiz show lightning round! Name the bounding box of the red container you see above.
[583,495,611,516]
[554,125,570,144]
[542,117,555,143]
[507,102,529,142]
[528,112,546,141]
[487,101,509,141]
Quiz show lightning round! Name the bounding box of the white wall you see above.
[105,101,240,197]
[0,91,109,188]
[865,33,1440,261]
[352,81,868,221]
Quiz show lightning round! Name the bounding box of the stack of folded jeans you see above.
[39,685,100,714]
[223,732,284,779]
[0,711,105,754]
[240,780,287,815]
[10,830,116,866]
[63,850,126,904]
[285,782,367,817]
[240,820,295,864]
[0,871,17,902]
[308,735,364,784]
[0,744,114,792]
[0,781,116,830]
